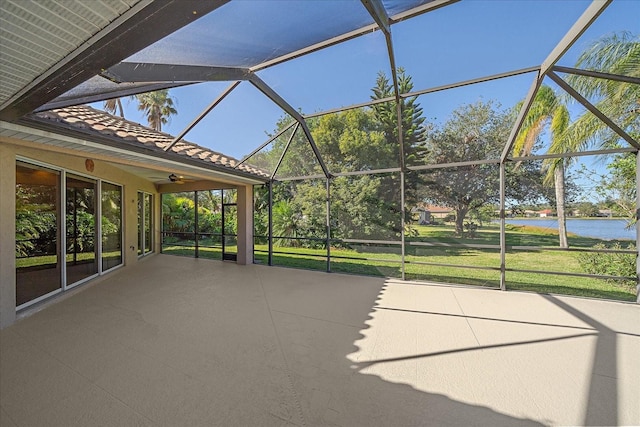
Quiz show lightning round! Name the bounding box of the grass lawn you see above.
[250,223,637,302]
[19,225,635,302]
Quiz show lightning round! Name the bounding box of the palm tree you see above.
[514,32,639,249]
[135,90,177,131]
[561,32,639,150]
[103,98,125,118]
[272,200,303,247]
[514,85,571,248]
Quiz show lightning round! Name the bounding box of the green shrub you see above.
[577,243,637,289]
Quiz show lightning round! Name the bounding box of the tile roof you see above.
[31,105,269,178]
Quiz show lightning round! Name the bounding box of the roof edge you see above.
[10,117,268,184]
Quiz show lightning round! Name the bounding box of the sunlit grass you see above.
[19,225,635,302]
[249,223,637,302]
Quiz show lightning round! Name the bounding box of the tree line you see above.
[102,33,638,248]
[248,32,638,247]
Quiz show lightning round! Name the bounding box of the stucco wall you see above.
[0,143,16,328]
[1,136,258,328]
[0,141,160,328]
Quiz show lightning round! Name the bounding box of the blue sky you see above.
[93,0,638,162]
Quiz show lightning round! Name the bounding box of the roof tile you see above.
[31,105,268,179]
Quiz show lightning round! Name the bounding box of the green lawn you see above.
[18,225,636,302]
[250,223,637,302]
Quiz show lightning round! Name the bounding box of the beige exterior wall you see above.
[1,136,257,328]
[0,143,16,328]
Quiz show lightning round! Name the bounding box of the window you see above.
[15,159,124,308]
[138,191,153,256]
[65,174,98,286]
[102,181,123,271]
[16,162,61,306]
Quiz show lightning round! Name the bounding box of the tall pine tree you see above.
[370,68,427,207]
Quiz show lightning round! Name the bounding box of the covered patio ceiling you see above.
[1,0,638,166]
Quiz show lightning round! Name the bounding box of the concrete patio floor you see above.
[1,254,638,426]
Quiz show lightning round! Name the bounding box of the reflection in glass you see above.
[101,182,122,271]
[138,192,144,256]
[15,163,61,306]
[144,193,152,254]
[138,192,154,255]
[66,174,98,286]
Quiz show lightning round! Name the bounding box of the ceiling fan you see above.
[148,173,195,184]
[167,173,199,184]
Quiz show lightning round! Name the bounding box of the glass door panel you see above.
[15,163,61,306]
[66,175,98,285]
[138,192,144,256]
[101,182,122,271]
[138,192,153,255]
[144,193,152,254]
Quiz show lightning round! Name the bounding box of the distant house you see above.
[598,209,613,217]
[413,203,453,224]
[538,209,554,217]
[524,210,537,217]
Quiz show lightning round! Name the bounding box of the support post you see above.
[268,181,273,266]
[236,185,253,265]
[326,177,331,272]
[636,153,640,303]
[500,162,506,291]
[400,170,406,280]
[194,191,199,258]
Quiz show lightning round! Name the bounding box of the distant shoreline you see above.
[500,218,635,241]
[506,216,626,220]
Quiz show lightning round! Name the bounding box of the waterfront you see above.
[503,218,635,241]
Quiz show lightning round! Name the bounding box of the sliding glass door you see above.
[102,182,123,271]
[65,174,98,286]
[16,160,125,308]
[15,163,62,306]
[138,191,153,256]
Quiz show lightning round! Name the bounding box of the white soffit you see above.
[0,0,142,107]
